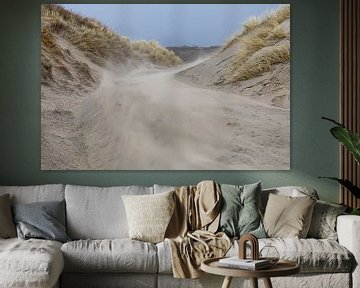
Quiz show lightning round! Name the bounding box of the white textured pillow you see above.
[122,191,175,243]
[307,200,347,240]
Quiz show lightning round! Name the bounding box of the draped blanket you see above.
[165,181,231,278]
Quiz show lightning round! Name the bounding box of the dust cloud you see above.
[73,61,289,170]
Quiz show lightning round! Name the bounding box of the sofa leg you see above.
[263,277,273,288]
[251,278,258,288]
[221,276,232,288]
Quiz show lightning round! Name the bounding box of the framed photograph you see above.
[41,4,290,170]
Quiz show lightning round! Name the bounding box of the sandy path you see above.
[74,64,290,170]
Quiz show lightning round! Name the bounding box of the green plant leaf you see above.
[330,127,360,165]
[351,208,360,215]
[322,116,344,127]
[322,117,360,165]
[318,177,360,198]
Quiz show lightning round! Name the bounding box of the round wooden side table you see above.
[201,257,300,288]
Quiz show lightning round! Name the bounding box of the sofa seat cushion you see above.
[261,238,353,272]
[62,239,158,273]
[0,238,64,288]
[157,238,353,274]
[232,238,353,273]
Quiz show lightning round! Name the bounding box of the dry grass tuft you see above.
[217,4,290,83]
[222,5,290,51]
[268,25,289,41]
[41,53,53,84]
[41,27,64,58]
[243,34,267,52]
[225,44,290,82]
[132,40,183,66]
[41,26,66,84]
[271,5,290,24]
[242,17,263,34]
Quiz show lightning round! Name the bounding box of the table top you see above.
[201,257,300,278]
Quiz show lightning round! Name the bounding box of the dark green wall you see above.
[0,0,340,202]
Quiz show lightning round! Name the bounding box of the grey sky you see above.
[61,4,282,47]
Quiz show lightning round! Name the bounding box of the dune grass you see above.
[242,17,263,34]
[269,24,289,41]
[41,26,67,83]
[245,4,290,35]
[226,44,290,82]
[271,5,291,24]
[218,4,290,84]
[42,4,131,65]
[221,5,290,52]
[132,40,183,67]
[41,4,182,67]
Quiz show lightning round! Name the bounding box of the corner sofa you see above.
[0,184,359,288]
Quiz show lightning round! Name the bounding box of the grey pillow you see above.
[12,200,70,243]
[0,194,16,238]
[218,182,266,238]
[307,200,347,240]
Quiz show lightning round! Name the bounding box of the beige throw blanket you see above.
[165,181,231,279]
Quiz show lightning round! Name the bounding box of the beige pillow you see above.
[263,193,316,238]
[122,191,175,243]
[0,194,16,238]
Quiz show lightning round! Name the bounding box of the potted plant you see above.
[320,117,360,215]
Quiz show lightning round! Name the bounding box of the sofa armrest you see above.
[337,215,360,288]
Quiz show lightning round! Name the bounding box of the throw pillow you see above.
[12,200,70,243]
[122,190,175,243]
[260,186,319,214]
[0,194,16,238]
[263,193,316,238]
[218,182,266,238]
[307,200,347,240]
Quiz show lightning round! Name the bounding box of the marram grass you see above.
[218,4,290,84]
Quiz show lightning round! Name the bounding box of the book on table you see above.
[218,257,271,270]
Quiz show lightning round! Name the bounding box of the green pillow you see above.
[218,182,266,238]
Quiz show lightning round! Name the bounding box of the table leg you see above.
[263,277,273,288]
[221,276,233,288]
[251,278,258,288]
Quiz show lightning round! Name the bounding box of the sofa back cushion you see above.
[0,194,17,238]
[153,184,175,194]
[65,185,153,239]
[0,185,65,204]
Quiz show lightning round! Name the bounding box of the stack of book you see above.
[218,257,271,270]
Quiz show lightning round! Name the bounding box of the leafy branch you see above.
[319,117,360,199]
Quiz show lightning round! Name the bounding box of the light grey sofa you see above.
[0,184,359,288]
